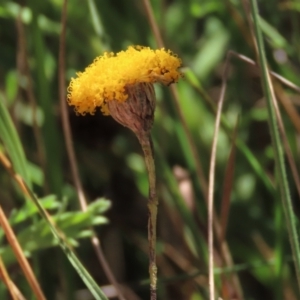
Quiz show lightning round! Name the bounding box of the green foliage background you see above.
[1,0,300,299]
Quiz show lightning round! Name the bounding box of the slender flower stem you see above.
[136,132,158,300]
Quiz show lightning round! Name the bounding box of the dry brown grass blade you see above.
[0,254,24,300]
[58,1,128,299]
[206,52,231,300]
[275,82,300,134]
[225,0,253,48]
[162,243,207,286]
[15,8,47,193]
[0,172,45,300]
[229,51,300,93]
[142,0,209,199]
[217,119,243,300]
[272,82,300,200]
[220,118,239,243]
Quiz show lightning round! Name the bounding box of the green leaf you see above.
[0,94,31,187]
[258,16,288,49]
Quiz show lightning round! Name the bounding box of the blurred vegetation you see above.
[1,0,300,299]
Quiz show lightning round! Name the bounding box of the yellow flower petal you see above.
[67,46,182,115]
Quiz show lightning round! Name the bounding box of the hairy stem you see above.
[137,132,158,300]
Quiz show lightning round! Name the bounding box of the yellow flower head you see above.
[67,46,182,115]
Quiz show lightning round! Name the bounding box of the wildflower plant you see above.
[2,0,300,299]
[67,46,182,299]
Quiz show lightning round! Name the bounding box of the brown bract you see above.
[107,83,156,135]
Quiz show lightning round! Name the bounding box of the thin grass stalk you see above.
[219,118,239,243]
[0,204,45,300]
[225,0,253,47]
[274,83,300,135]
[274,197,284,299]
[15,9,47,192]
[250,0,300,291]
[0,255,19,300]
[228,51,300,93]
[136,132,158,300]
[58,0,86,212]
[207,52,230,300]
[169,85,208,209]
[142,0,164,49]
[271,84,300,202]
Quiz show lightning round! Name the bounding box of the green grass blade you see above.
[29,0,63,195]
[250,0,300,291]
[0,94,31,188]
[15,177,109,300]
